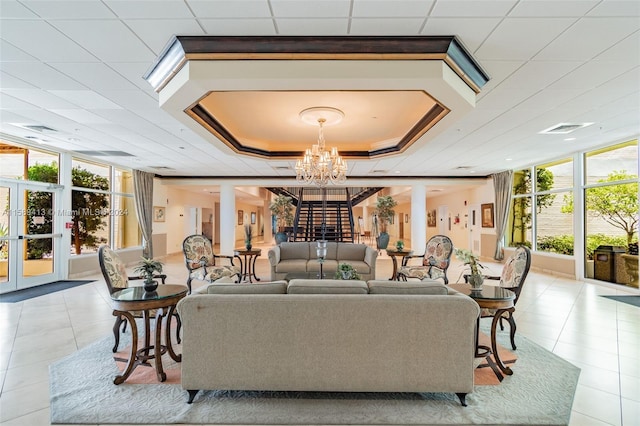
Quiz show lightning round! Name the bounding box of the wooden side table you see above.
[385,249,413,280]
[449,284,516,377]
[234,248,262,283]
[110,284,187,385]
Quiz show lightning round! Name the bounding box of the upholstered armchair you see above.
[182,234,241,293]
[397,235,454,284]
[98,245,181,352]
[477,245,531,350]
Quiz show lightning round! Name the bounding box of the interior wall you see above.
[162,186,216,255]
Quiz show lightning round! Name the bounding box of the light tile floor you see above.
[0,241,638,426]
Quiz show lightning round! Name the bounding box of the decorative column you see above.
[219,184,235,256]
[411,184,427,254]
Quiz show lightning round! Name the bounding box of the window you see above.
[0,142,59,183]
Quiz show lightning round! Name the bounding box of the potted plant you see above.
[395,240,405,251]
[454,248,484,290]
[375,195,397,250]
[134,257,164,292]
[269,194,294,244]
[244,223,253,250]
[335,262,361,280]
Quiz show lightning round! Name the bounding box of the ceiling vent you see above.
[539,123,593,134]
[454,166,471,170]
[74,150,134,157]
[272,166,291,170]
[20,124,58,133]
[149,166,175,170]
[371,169,389,174]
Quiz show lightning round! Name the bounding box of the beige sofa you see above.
[177,279,480,406]
[267,241,378,280]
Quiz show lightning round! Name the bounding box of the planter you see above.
[377,232,390,250]
[466,274,484,290]
[143,280,158,292]
[275,232,288,245]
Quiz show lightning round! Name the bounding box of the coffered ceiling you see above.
[0,0,638,180]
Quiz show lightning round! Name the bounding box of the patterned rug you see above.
[50,326,579,425]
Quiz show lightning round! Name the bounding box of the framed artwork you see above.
[481,203,494,228]
[405,214,409,223]
[153,206,165,222]
[238,210,243,225]
[427,209,436,227]
[251,212,256,224]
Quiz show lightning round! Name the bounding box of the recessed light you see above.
[505,158,512,161]
[564,137,576,141]
[394,171,401,174]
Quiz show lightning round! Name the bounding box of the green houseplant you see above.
[134,257,164,292]
[269,194,294,244]
[454,248,484,289]
[335,262,361,280]
[375,195,397,250]
[244,223,253,250]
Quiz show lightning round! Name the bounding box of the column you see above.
[411,184,427,255]
[219,184,235,256]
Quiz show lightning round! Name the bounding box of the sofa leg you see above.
[456,393,467,406]
[187,389,199,403]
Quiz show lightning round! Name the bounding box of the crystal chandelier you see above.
[295,107,347,187]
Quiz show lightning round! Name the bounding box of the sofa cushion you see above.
[368,280,448,295]
[275,259,308,273]
[280,242,311,260]
[306,259,338,273]
[287,279,368,294]
[337,243,366,261]
[206,281,288,294]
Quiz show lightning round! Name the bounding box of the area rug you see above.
[50,327,579,425]
[0,280,94,303]
[601,295,640,308]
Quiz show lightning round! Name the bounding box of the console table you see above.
[110,284,187,385]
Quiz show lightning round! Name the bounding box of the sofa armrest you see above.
[364,246,378,267]
[268,246,281,266]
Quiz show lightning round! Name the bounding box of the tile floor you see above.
[0,241,638,426]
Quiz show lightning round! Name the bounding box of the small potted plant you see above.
[395,240,405,251]
[454,248,484,290]
[244,223,253,250]
[335,262,361,280]
[134,257,164,292]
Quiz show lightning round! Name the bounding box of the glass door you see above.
[0,181,62,293]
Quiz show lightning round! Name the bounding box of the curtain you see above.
[133,170,154,259]
[492,170,513,260]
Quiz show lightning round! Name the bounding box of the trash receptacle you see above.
[594,245,626,282]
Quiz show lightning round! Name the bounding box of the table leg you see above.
[490,308,513,375]
[251,254,260,282]
[113,310,138,385]
[165,304,182,362]
[234,255,245,282]
[389,255,398,280]
[153,308,166,382]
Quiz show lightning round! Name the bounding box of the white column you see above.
[219,184,235,256]
[411,184,427,255]
[362,206,369,231]
[263,198,272,242]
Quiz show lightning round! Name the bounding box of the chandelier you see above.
[295,107,347,187]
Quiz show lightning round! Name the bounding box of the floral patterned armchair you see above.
[397,235,453,284]
[182,234,241,293]
[480,245,531,350]
[98,245,181,352]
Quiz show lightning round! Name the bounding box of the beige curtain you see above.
[492,170,513,260]
[133,170,154,259]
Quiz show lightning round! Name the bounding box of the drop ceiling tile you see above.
[431,0,517,17]
[187,0,272,18]
[100,90,157,110]
[588,1,640,17]
[0,0,39,18]
[475,18,578,61]
[535,17,640,61]
[0,40,37,62]
[276,18,348,35]
[593,33,640,64]
[271,0,351,18]
[199,19,276,35]
[477,60,525,92]
[549,61,634,90]
[0,93,41,110]
[19,0,115,18]
[49,20,155,62]
[421,18,501,52]
[103,0,193,19]
[2,89,78,109]
[349,18,424,35]
[2,62,86,90]
[0,20,98,62]
[51,109,114,124]
[48,90,122,109]
[48,62,139,91]
[509,1,599,17]
[108,62,159,92]
[124,19,205,53]
[352,0,433,17]
[499,61,582,91]
[0,72,37,90]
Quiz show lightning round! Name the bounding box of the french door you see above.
[0,180,63,293]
